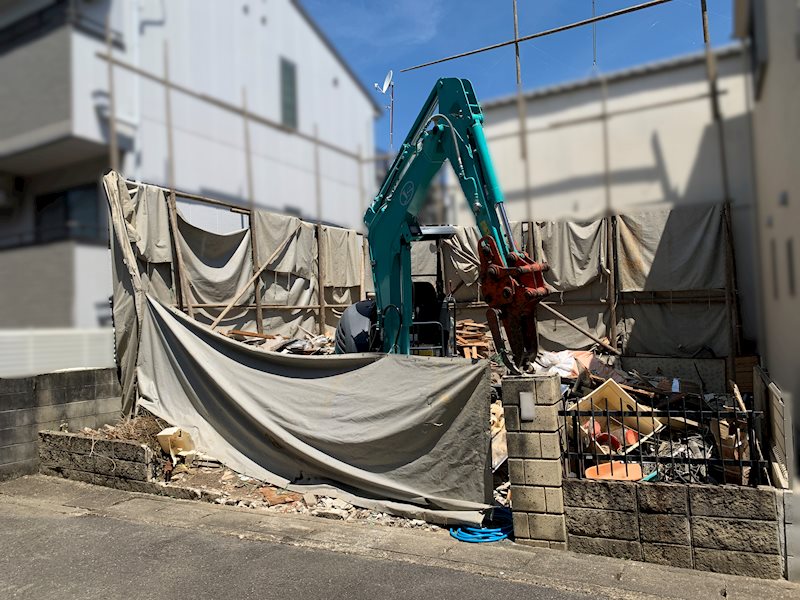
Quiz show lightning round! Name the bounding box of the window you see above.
[280,57,298,130]
[788,238,796,297]
[34,183,105,244]
[770,238,779,300]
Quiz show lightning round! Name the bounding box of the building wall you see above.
[0,368,121,481]
[73,244,111,328]
[69,0,376,232]
[449,49,760,348]
[0,0,376,340]
[0,26,71,157]
[0,240,74,327]
[748,1,800,462]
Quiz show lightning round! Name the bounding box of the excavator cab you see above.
[335,228,458,357]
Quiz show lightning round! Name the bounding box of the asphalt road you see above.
[1,476,798,600]
[0,502,587,600]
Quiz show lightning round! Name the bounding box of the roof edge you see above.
[483,44,744,110]
[291,0,381,117]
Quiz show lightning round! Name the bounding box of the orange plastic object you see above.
[585,461,643,481]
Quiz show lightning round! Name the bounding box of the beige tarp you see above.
[616,204,725,292]
[440,205,728,357]
[136,296,490,523]
[104,172,491,524]
[534,219,606,291]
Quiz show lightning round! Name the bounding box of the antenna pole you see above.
[389,82,395,151]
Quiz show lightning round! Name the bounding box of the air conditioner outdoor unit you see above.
[0,174,24,212]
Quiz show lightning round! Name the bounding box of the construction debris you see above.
[556,350,766,486]
[227,329,335,355]
[86,412,443,530]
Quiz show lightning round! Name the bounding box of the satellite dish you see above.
[380,70,393,94]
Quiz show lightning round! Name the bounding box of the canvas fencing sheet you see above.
[533,219,605,292]
[320,225,364,329]
[178,215,256,328]
[136,296,491,523]
[616,204,725,292]
[104,172,491,522]
[618,302,729,357]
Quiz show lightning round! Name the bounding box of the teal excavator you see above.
[335,78,550,374]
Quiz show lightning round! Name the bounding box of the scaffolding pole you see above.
[402,0,675,72]
[699,0,742,377]
[511,0,533,223]
[105,15,119,172]
[243,87,264,333]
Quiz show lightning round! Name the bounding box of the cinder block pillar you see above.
[503,373,566,549]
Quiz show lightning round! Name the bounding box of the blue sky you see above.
[300,0,736,152]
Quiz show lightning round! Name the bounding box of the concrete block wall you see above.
[563,479,788,580]
[38,430,223,503]
[0,368,122,480]
[39,430,155,489]
[504,374,566,549]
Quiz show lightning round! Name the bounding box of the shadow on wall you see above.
[527,112,756,358]
[503,113,753,216]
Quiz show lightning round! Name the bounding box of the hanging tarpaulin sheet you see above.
[534,219,606,292]
[103,171,491,523]
[320,225,364,325]
[178,215,255,328]
[618,302,729,357]
[616,204,725,292]
[137,296,491,524]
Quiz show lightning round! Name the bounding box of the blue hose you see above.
[449,507,513,543]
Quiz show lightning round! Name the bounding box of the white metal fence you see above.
[0,328,114,378]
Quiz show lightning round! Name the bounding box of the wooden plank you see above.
[226,329,278,340]
[589,374,656,399]
[166,189,194,318]
[95,51,360,160]
[173,303,350,310]
[316,224,326,335]
[105,15,119,172]
[209,225,301,329]
[242,87,264,334]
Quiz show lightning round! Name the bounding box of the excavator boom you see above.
[362,78,549,372]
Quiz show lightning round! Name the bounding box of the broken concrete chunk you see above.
[311,508,349,520]
[303,493,318,508]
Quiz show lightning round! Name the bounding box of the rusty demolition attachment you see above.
[478,236,550,374]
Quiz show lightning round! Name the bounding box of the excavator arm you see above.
[364,78,549,372]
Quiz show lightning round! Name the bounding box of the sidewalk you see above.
[1,475,798,600]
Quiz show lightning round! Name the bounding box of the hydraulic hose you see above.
[449,507,513,543]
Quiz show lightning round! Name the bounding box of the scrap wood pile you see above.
[534,350,768,486]
[456,319,494,359]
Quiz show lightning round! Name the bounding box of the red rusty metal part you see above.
[478,236,550,372]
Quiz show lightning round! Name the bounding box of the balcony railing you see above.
[0,0,123,56]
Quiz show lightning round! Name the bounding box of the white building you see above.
[735,0,799,498]
[0,0,378,338]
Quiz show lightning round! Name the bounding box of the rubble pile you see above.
[225,329,335,355]
[83,415,439,531]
